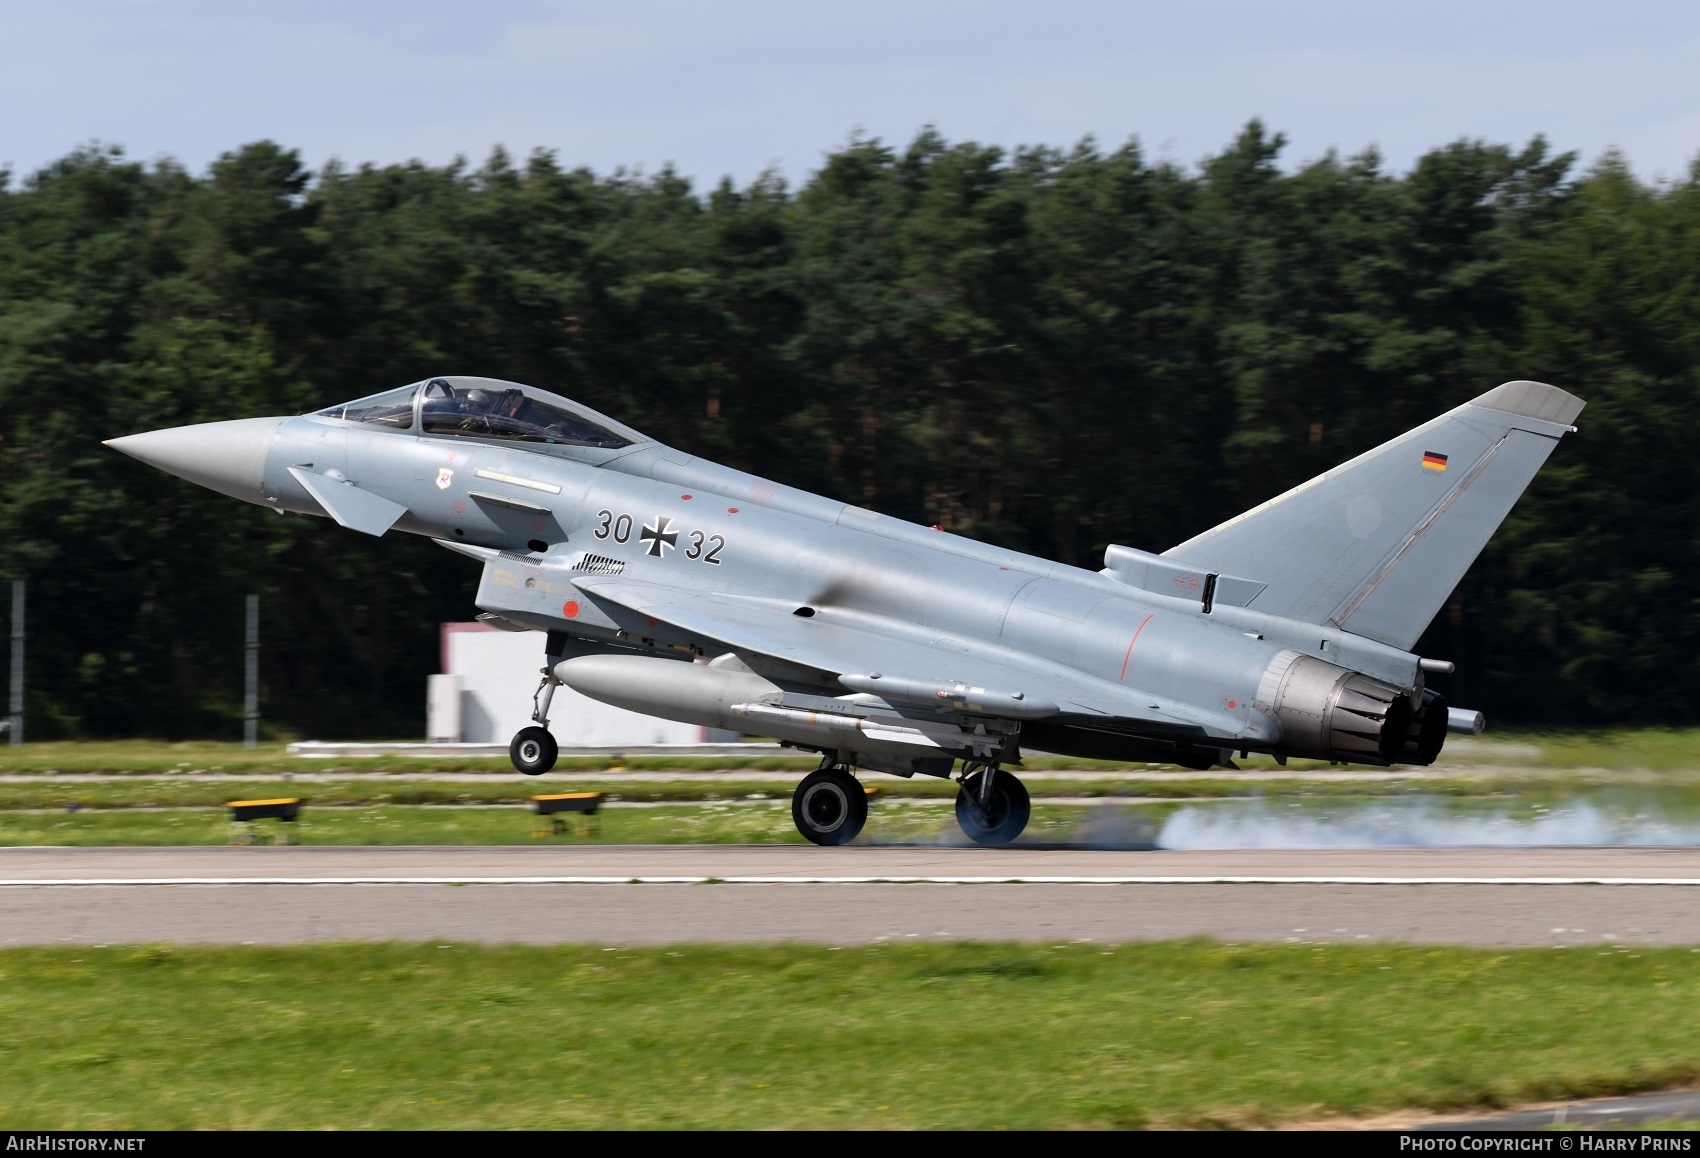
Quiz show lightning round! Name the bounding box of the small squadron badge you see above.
[436,467,454,490]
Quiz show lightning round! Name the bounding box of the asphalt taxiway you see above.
[1423,1088,1700,1130]
[6,845,1700,947]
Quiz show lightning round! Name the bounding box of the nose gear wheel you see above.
[510,725,559,775]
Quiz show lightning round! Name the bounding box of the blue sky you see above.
[5,0,1700,186]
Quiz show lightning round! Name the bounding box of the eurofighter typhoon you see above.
[107,377,1583,845]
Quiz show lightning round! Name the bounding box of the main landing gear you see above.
[791,762,869,846]
[954,763,1030,846]
[510,664,562,775]
[787,759,1032,847]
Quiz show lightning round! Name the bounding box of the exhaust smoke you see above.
[1157,794,1700,850]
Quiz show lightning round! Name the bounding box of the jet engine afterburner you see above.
[1253,649,1414,764]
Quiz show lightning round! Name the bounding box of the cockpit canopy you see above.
[316,376,644,450]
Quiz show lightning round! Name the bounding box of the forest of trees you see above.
[1,122,1697,738]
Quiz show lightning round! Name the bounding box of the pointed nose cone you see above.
[105,416,286,504]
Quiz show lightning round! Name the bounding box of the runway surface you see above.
[7,846,1700,947]
[1424,1089,1700,1131]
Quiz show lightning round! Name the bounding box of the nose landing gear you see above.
[510,662,562,776]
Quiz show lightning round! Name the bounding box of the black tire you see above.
[955,768,1031,846]
[791,767,868,846]
[510,726,559,775]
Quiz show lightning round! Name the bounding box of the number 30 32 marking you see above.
[595,510,725,565]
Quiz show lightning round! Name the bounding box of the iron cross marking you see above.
[641,515,679,558]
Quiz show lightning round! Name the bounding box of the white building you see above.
[428,623,711,746]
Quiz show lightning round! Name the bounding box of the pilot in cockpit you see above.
[421,378,493,430]
[357,376,639,448]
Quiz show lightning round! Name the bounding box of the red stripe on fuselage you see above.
[1119,613,1156,681]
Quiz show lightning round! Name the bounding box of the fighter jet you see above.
[106,376,1582,845]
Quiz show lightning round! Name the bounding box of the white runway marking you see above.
[9,874,1700,887]
[10,849,1700,945]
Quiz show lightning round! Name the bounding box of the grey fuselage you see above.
[254,406,1424,770]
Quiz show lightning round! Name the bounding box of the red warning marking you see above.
[682,494,693,500]
[1227,699,1237,710]
[562,601,580,619]
[728,507,739,514]
[648,617,657,627]
[1119,614,1156,682]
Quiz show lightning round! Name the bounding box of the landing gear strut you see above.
[510,664,561,776]
[791,762,868,846]
[954,763,1030,846]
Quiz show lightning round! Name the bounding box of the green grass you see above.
[0,801,1148,846]
[1444,731,1700,771]
[18,790,1700,849]
[0,740,821,776]
[2,940,1698,1129]
[0,778,934,810]
[8,772,1700,815]
[6,728,1700,776]
[0,775,1361,813]
[0,740,1179,776]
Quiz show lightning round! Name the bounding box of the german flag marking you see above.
[1422,451,1449,471]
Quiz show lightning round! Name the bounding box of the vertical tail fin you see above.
[1163,381,1584,651]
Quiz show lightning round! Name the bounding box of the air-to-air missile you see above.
[107,376,1581,845]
